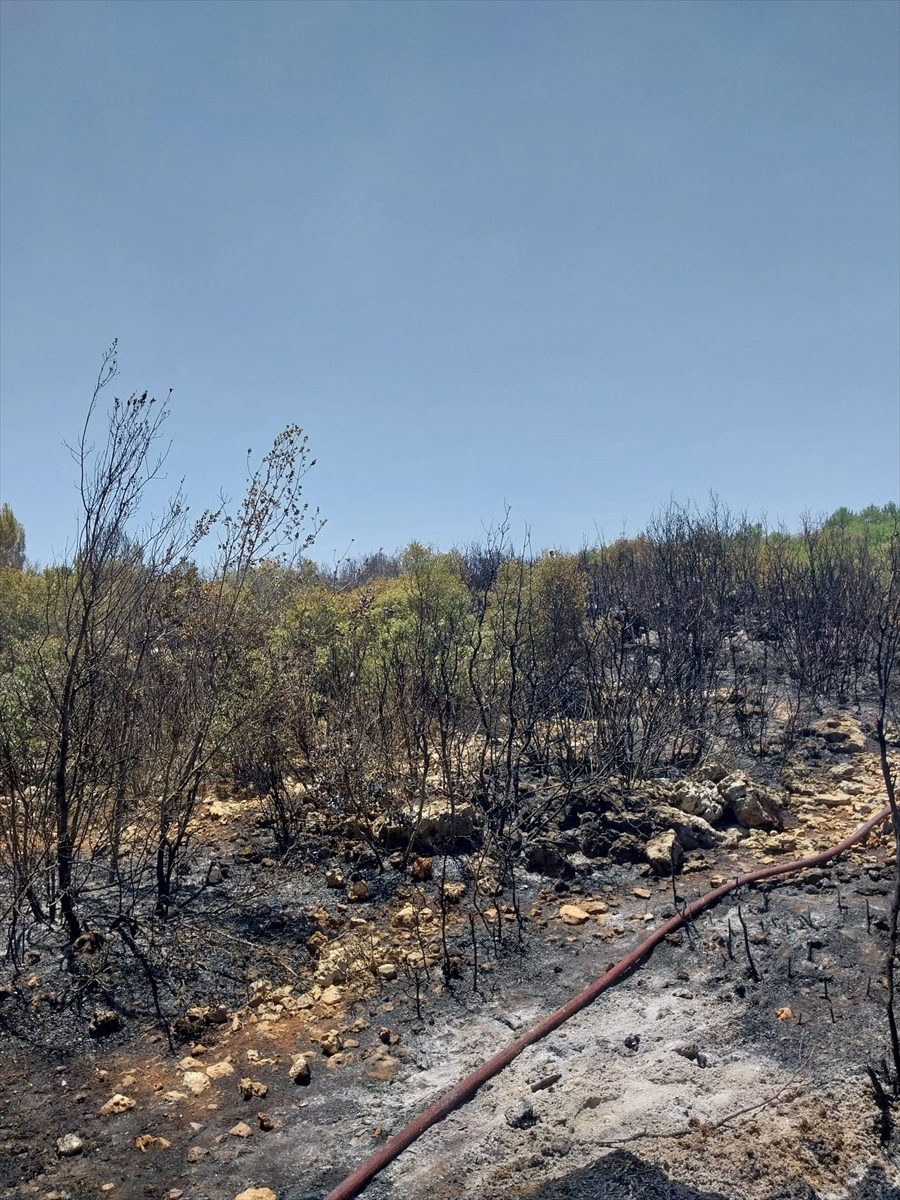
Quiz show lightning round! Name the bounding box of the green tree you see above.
[0,503,25,569]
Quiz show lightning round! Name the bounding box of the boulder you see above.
[671,781,725,824]
[717,773,748,804]
[730,788,782,829]
[645,829,684,875]
[653,804,721,850]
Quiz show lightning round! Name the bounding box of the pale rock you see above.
[558,904,590,925]
[204,1060,234,1079]
[645,829,684,875]
[100,1093,135,1116]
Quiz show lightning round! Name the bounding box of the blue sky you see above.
[1,0,898,566]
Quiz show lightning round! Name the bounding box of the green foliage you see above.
[0,503,25,570]
[823,503,899,547]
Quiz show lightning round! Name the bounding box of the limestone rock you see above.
[653,804,721,850]
[558,904,590,925]
[204,1060,234,1079]
[812,716,866,754]
[730,786,782,830]
[100,1093,136,1116]
[289,1057,311,1086]
[234,1190,277,1200]
[319,1030,343,1056]
[645,829,683,875]
[56,1134,83,1157]
[134,1134,171,1151]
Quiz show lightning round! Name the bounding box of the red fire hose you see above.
[323,804,892,1200]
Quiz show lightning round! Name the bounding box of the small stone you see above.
[632,887,652,899]
[234,1190,277,1200]
[183,1071,210,1095]
[257,1112,276,1131]
[320,1030,343,1056]
[204,1060,234,1079]
[558,904,590,925]
[325,868,345,888]
[56,1133,83,1157]
[365,1052,399,1081]
[229,1121,254,1138]
[238,1078,268,1100]
[505,1098,537,1129]
[186,1145,206,1162]
[320,984,342,1006]
[347,879,371,901]
[377,963,398,980]
[134,1134,171,1151]
[378,1026,400,1046]
[391,904,417,928]
[89,1009,122,1037]
[100,1093,136,1116]
[409,856,433,880]
[289,1057,311,1086]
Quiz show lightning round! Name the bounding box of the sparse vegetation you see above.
[1,358,898,1198]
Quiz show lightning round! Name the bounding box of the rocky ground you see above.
[1,715,899,1200]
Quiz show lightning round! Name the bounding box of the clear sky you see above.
[1,0,898,566]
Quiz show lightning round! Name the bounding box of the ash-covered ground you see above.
[2,727,899,1200]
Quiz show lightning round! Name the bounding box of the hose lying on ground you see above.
[323,804,892,1200]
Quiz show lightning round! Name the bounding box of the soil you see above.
[2,747,899,1200]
